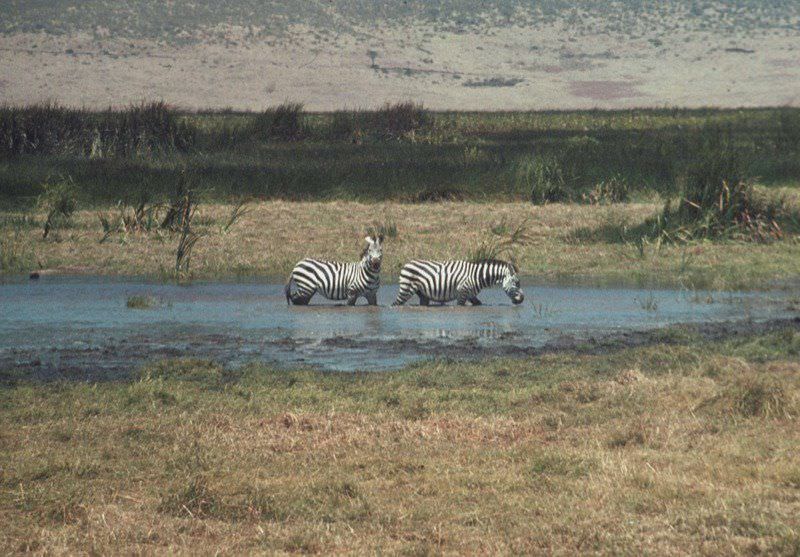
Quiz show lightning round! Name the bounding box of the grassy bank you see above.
[3,201,800,289]
[2,105,799,203]
[2,327,799,554]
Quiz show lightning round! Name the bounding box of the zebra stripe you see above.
[285,236,383,305]
[393,259,524,306]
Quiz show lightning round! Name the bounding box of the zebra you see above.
[284,235,383,305]
[392,259,524,306]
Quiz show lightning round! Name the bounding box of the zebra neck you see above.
[360,260,379,279]
[476,262,508,288]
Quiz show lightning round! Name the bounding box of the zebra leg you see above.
[456,280,477,306]
[392,280,416,306]
[365,291,378,306]
[346,286,360,306]
[469,296,482,306]
[286,275,315,305]
[417,293,430,306]
[289,293,312,305]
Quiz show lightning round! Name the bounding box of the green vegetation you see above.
[36,176,78,239]
[2,104,799,204]
[2,327,799,553]
[125,294,159,309]
[0,101,192,158]
[2,201,800,288]
[1,105,799,285]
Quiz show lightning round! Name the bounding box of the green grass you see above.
[1,105,799,204]
[125,294,159,309]
[1,106,799,285]
[2,200,800,288]
[1,328,799,553]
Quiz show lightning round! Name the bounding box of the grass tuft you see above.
[515,154,569,205]
[698,375,795,419]
[468,217,531,262]
[159,476,218,518]
[250,102,306,141]
[582,174,630,205]
[38,176,78,239]
[125,294,158,309]
[372,101,429,139]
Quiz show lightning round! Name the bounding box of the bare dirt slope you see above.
[1,1,799,110]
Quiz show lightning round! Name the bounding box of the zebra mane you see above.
[474,259,518,273]
[359,245,370,259]
[359,235,382,260]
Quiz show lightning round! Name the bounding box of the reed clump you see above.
[468,217,531,262]
[647,143,793,243]
[0,101,193,157]
[38,176,78,239]
[126,294,159,309]
[249,103,306,141]
[371,101,429,139]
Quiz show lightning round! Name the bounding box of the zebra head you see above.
[362,234,384,272]
[501,264,525,305]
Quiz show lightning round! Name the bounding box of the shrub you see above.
[514,155,569,204]
[0,101,193,157]
[649,142,790,242]
[0,233,33,272]
[328,110,367,142]
[250,103,305,141]
[372,102,429,139]
[38,176,78,238]
[582,174,630,204]
[776,107,800,153]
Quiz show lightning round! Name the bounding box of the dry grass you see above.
[2,201,800,288]
[1,330,799,554]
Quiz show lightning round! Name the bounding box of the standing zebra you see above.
[392,259,524,306]
[284,235,383,305]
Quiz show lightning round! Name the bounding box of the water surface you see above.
[0,276,795,378]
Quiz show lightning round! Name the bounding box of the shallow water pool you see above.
[0,276,796,377]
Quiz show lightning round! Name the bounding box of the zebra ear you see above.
[364,236,374,245]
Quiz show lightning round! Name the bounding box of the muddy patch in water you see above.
[0,277,797,379]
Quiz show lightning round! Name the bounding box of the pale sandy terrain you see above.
[1,16,799,110]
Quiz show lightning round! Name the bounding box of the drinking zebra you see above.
[284,235,383,305]
[392,259,524,306]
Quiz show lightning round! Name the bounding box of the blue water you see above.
[0,276,795,376]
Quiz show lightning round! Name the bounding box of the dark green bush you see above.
[515,155,568,204]
[651,143,788,242]
[0,101,193,157]
[250,103,306,141]
[372,102,429,139]
[38,176,78,238]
